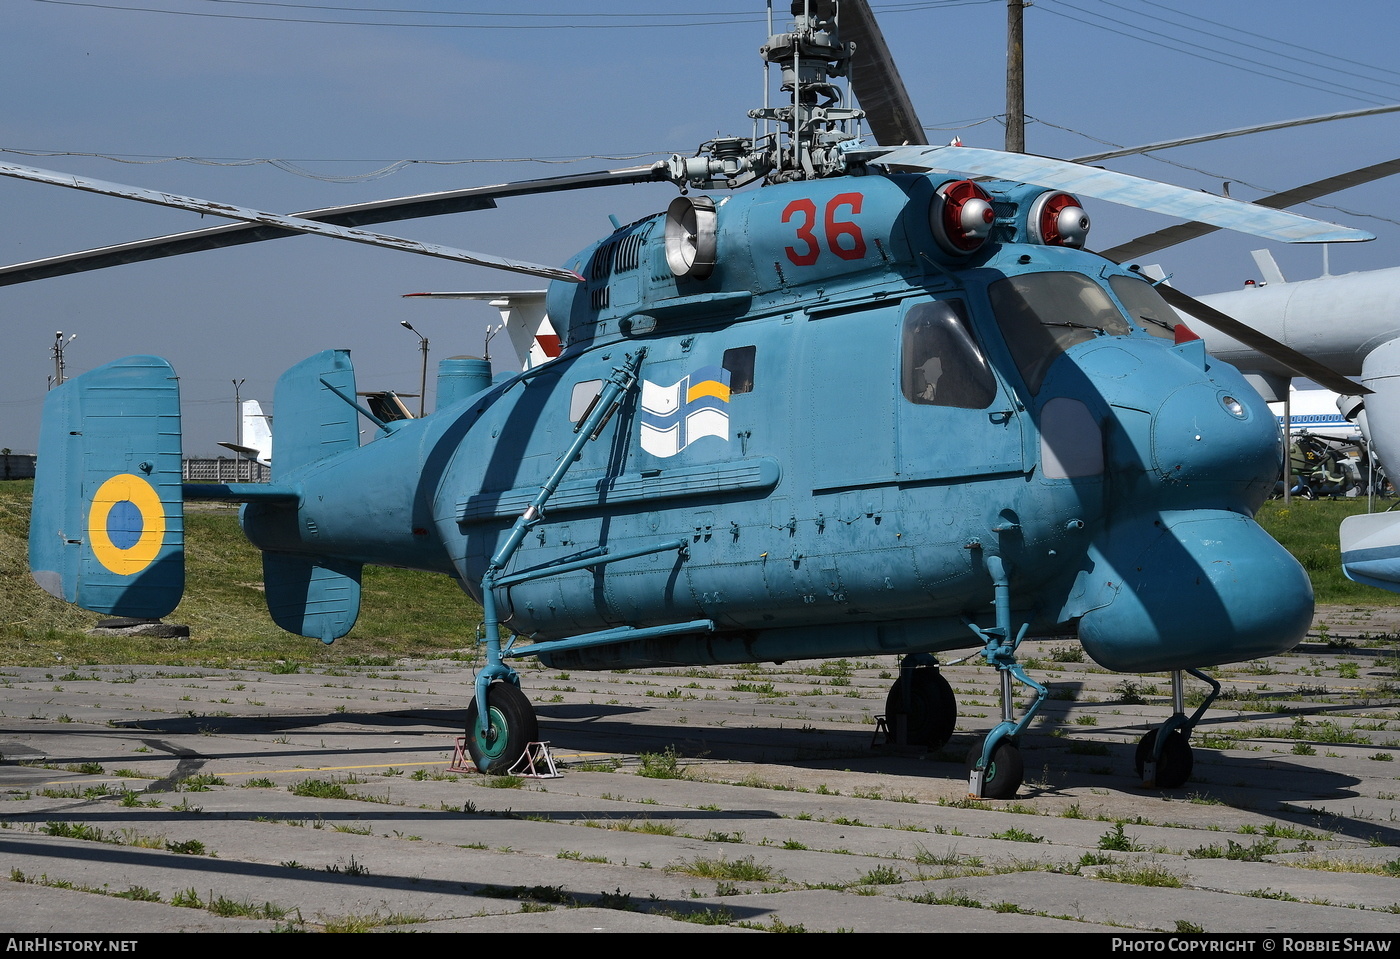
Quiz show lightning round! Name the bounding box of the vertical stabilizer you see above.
[270,349,358,479]
[29,356,184,617]
[1251,249,1287,285]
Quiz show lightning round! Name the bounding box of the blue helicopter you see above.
[10,1,1376,798]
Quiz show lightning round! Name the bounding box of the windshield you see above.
[1109,274,1183,340]
[989,272,1131,394]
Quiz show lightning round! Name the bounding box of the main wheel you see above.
[464,682,538,774]
[884,668,957,749]
[1134,728,1194,788]
[967,740,1023,799]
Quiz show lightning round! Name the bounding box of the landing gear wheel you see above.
[1135,728,1194,788]
[967,740,1023,799]
[465,682,538,774]
[885,668,957,749]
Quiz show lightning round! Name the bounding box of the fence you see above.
[1,453,36,480]
[1,455,267,483]
[182,458,270,483]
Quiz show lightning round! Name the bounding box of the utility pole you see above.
[400,320,429,417]
[1006,0,1026,153]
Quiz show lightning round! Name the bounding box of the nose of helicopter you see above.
[1075,509,1312,672]
[1075,340,1283,512]
[1062,340,1310,672]
[1146,378,1281,506]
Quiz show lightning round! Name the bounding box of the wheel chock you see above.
[448,736,474,774]
[871,715,891,748]
[509,741,562,779]
[967,765,988,799]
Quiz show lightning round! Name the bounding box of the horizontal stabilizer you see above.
[29,356,184,617]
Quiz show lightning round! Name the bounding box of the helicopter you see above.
[12,0,1379,798]
[1174,260,1400,590]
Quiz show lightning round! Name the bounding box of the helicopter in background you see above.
[1181,262,1400,587]
[12,1,1377,798]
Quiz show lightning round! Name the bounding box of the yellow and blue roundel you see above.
[87,474,167,575]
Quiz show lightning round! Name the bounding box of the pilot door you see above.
[895,297,1025,481]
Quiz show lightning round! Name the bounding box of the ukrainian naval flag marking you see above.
[640,365,731,457]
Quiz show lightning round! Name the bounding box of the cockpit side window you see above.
[990,272,1130,394]
[1109,274,1182,340]
[901,299,997,409]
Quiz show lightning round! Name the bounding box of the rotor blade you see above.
[1100,157,1400,262]
[857,145,1375,244]
[842,0,926,146]
[1155,283,1370,395]
[0,163,667,286]
[1070,104,1400,164]
[403,291,547,301]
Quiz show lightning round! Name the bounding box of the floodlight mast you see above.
[232,379,245,448]
[400,320,429,417]
[49,331,75,389]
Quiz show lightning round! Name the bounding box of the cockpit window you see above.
[990,272,1130,394]
[1109,274,1182,340]
[902,299,997,409]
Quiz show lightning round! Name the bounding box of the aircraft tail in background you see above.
[218,398,273,465]
[402,290,559,370]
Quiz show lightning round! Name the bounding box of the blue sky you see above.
[4,0,1400,452]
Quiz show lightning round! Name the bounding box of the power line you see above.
[1089,0,1400,100]
[29,0,997,30]
[1134,0,1400,85]
[1035,0,1400,106]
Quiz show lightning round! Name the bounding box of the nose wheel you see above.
[1135,668,1218,789]
[966,739,1023,800]
[963,555,1046,800]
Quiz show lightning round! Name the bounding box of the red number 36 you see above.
[782,193,867,266]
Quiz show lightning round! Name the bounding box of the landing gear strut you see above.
[466,354,643,775]
[1135,668,1218,789]
[964,554,1046,800]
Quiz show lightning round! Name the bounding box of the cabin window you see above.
[990,272,1130,394]
[723,346,756,395]
[901,300,997,409]
[569,379,603,424]
[1109,274,1181,340]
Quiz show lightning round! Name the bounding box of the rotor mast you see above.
[666,0,866,190]
[753,0,865,182]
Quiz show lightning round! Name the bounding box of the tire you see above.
[884,668,957,749]
[967,740,1023,799]
[1134,728,1194,788]
[464,682,538,774]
